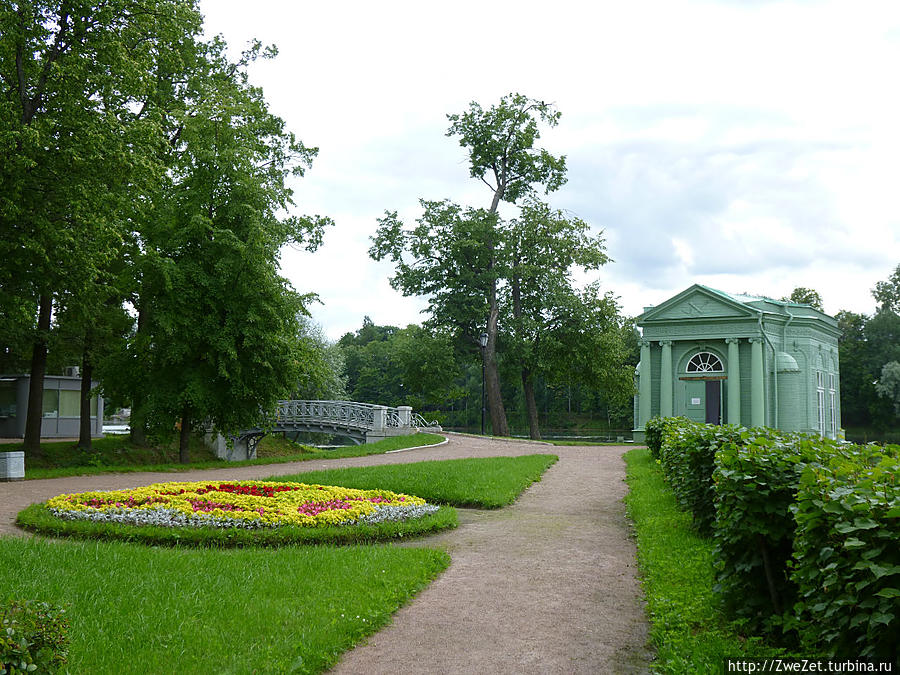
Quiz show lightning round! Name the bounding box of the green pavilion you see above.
[632,284,841,442]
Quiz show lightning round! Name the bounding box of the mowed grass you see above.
[0,536,449,674]
[624,446,787,672]
[22,433,445,479]
[269,454,559,509]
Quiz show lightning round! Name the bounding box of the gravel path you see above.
[0,434,652,673]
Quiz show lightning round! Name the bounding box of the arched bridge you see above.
[209,400,442,461]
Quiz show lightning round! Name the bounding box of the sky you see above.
[200,0,900,340]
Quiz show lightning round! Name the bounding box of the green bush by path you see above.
[657,418,739,536]
[651,417,898,657]
[712,430,845,637]
[0,598,69,674]
[268,454,559,509]
[791,444,900,661]
[0,537,449,675]
[624,446,787,672]
[644,416,681,460]
[16,502,457,548]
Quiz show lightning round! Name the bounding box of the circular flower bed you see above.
[46,480,439,530]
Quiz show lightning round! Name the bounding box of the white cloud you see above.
[202,0,900,338]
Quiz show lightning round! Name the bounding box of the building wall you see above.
[634,285,841,439]
[0,375,103,439]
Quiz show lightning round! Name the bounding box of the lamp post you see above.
[479,332,488,435]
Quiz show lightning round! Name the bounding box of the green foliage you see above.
[339,320,463,409]
[0,599,69,675]
[120,37,332,450]
[17,503,457,548]
[639,418,899,657]
[643,416,682,460]
[503,199,630,438]
[372,93,573,438]
[270,454,559,509]
[0,537,448,674]
[874,361,900,418]
[712,429,843,636]
[836,266,900,430]
[658,419,741,536]
[292,317,348,400]
[782,287,823,310]
[872,263,900,314]
[791,444,900,661]
[624,447,789,672]
[445,93,567,202]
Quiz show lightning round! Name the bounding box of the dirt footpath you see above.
[0,434,652,673]
[332,437,652,674]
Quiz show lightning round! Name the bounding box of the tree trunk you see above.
[77,336,94,452]
[179,405,191,464]
[484,286,508,436]
[23,294,52,457]
[129,299,148,446]
[522,368,541,440]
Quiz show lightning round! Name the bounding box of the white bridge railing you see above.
[272,400,438,432]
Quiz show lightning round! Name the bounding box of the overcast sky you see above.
[200,0,900,340]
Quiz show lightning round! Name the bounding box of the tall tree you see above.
[872,264,900,314]
[783,287,823,310]
[503,200,621,439]
[836,265,900,432]
[293,317,348,401]
[0,0,203,454]
[136,39,330,462]
[372,93,567,436]
[875,361,900,418]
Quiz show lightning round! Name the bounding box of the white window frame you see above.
[828,374,836,438]
[816,370,826,437]
[686,352,724,373]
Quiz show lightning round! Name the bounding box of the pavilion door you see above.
[705,380,721,424]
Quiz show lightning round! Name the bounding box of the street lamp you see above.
[479,332,488,435]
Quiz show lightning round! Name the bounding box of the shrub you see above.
[712,429,843,636]
[0,599,69,674]
[644,416,684,459]
[791,443,900,661]
[660,421,743,537]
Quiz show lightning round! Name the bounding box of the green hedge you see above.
[659,420,742,536]
[640,417,898,653]
[0,599,69,674]
[644,416,672,459]
[712,429,846,635]
[791,443,900,661]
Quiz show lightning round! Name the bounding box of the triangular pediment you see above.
[639,285,757,323]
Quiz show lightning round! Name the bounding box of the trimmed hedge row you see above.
[647,416,899,660]
[792,444,899,660]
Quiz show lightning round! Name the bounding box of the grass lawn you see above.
[269,454,559,509]
[624,446,789,672]
[0,537,449,674]
[19,432,445,480]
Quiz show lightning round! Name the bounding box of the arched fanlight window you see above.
[686,352,724,373]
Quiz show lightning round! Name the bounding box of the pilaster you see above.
[726,338,741,425]
[638,339,652,428]
[750,337,765,427]
[659,340,673,417]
